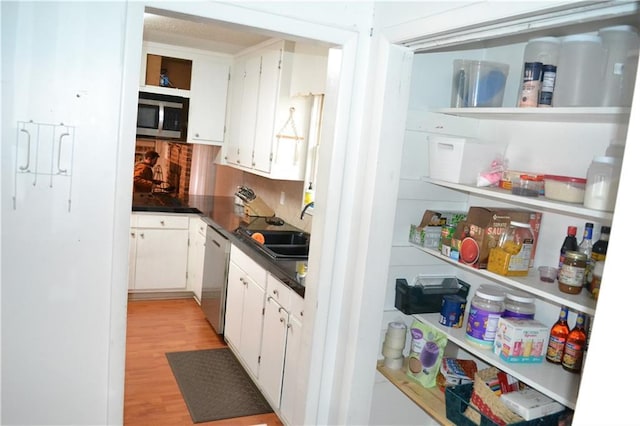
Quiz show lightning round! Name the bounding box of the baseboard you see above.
[128,290,195,301]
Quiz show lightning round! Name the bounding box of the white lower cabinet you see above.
[225,244,305,422]
[186,217,207,303]
[225,244,267,378]
[129,213,190,291]
[280,293,304,425]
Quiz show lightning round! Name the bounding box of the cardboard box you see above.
[500,388,565,420]
[457,207,542,269]
[493,317,549,363]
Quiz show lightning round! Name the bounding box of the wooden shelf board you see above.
[376,360,453,426]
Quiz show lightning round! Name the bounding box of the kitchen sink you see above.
[234,228,310,259]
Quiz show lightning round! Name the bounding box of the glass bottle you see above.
[578,223,594,286]
[546,306,570,364]
[558,226,578,269]
[562,312,588,373]
[589,226,610,299]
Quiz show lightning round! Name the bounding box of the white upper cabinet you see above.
[139,41,232,146]
[187,55,230,145]
[223,39,327,180]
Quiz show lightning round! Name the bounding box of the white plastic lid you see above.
[505,290,535,304]
[389,321,407,330]
[592,155,623,165]
[475,285,505,302]
[562,34,602,44]
[599,25,638,34]
[527,36,561,44]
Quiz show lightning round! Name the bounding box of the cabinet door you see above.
[133,228,189,290]
[224,260,245,351]
[128,229,137,290]
[188,56,230,145]
[240,276,265,378]
[253,46,283,173]
[280,312,303,425]
[226,55,261,168]
[259,294,289,407]
[186,219,206,303]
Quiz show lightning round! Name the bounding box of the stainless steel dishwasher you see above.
[201,225,230,335]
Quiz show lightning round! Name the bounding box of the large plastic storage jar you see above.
[503,290,536,320]
[553,34,605,107]
[465,285,505,349]
[598,25,640,106]
[584,156,622,211]
[523,36,561,66]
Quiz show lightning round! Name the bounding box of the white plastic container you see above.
[553,34,605,107]
[584,156,622,211]
[599,25,640,106]
[523,36,561,66]
[428,136,506,185]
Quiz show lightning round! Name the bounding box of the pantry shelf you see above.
[413,313,581,409]
[422,178,614,222]
[376,360,453,426]
[431,107,630,123]
[410,244,597,316]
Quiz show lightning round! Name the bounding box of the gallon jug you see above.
[584,156,622,211]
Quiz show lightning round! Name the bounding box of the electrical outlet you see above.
[280,191,286,205]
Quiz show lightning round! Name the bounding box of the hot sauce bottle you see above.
[546,306,570,364]
[562,312,587,373]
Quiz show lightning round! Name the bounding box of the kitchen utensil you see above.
[235,186,275,217]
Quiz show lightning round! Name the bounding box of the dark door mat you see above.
[165,348,273,423]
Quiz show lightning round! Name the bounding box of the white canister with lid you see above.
[584,156,622,211]
[598,25,640,106]
[465,285,505,349]
[503,290,536,320]
[554,34,605,107]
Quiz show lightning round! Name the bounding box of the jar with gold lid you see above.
[558,251,587,294]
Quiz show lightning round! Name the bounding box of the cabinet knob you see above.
[130,232,135,238]
[272,289,279,296]
[280,317,285,323]
[300,311,304,317]
[195,133,200,137]
[287,324,292,329]
[160,220,165,226]
[140,233,144,239]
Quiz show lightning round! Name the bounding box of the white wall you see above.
[1,2,142,424]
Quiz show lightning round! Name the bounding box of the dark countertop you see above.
[132,193,306,298]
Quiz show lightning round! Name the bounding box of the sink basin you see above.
[235,228,310,259]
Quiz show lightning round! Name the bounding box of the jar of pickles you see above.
[487,221,534,276]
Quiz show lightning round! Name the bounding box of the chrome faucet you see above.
[300,202,314,219]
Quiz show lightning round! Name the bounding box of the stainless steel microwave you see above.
[137,92,189,140]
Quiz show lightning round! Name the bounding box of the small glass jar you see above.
[466,285,505,349]
[558,251,587,294]
[503,290,536,319]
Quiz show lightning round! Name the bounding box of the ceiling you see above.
[143,11,272,54]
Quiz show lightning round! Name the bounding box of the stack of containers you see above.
[381,321,407,370]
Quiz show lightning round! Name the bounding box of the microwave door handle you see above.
[158,104,164,134]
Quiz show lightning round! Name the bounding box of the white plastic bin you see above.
[428,136,506,185]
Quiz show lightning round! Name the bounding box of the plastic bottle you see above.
[546,306,570,364]
[562,312,588,373]
[554,34,605,107]
[558,226,578,270]
[588,226,610,300]
[598,25,640,106]
[578,223,594,286]
[304,182,314,205]
[584,156,622,211]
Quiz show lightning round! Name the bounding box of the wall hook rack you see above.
[13,120,76,212]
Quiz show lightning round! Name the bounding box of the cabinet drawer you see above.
[230,244,267,289]
[266,274,292,311]
[135,214,190,229]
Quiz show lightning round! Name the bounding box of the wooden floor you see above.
[124,298,284,426]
